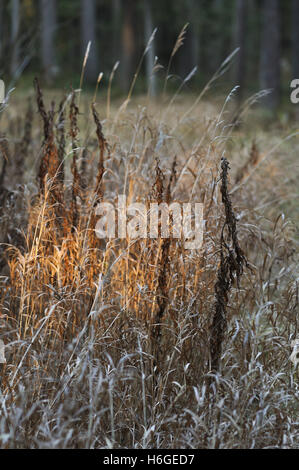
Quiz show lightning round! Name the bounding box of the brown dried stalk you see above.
[235,140,260,184]
[80,148,88,194]
[34,78,50,142]
[92,103,107,204]
[166,156,177,204]
[151,159,173,369]
[34,78,60,193]
[0,134,9,191]
[34,79,65,235]
[57,98,66,185]
[150,157,164,205]
[210,157,248,374]
[155,157,177,329]
[34,78,51,191]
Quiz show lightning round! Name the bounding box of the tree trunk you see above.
[259,0,280,111]
[178,0,200,78]
[234,0,248,104]
[144,0,157,96]
[121,0,136,92]
[81,0,99,83]
[10,0,20,77]
[112,0,121,64]
[0,1,3,60]
[292,0,299,80]
[40,0,57,84]
[189,0,200,69]
[0,2,10,76]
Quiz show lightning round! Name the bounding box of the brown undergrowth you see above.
[0,81,298,448]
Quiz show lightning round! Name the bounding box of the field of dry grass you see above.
[0,76,298,448]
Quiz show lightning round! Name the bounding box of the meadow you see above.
[0,65,298,448]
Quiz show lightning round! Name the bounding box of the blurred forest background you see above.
[0,0,298,111]
[0,2,299,449]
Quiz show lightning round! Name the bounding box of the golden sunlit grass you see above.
[0,67,298,448]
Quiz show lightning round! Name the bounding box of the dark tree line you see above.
[0,0,298,110]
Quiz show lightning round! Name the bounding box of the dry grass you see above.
[0,78,298,449]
